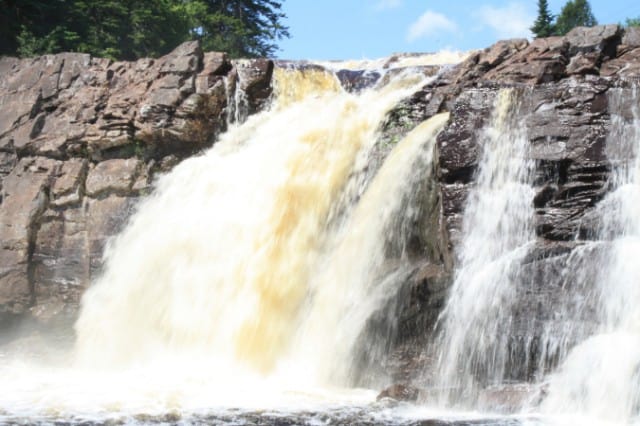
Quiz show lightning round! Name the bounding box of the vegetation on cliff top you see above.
[0,0,289,59]
[531,0,597,37]
[531,0,638,38]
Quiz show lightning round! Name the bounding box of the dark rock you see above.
[377,383,421,401]
[436,88,495,183]
[394,29,640,385]
[196,52,231,94]
[336,69,381,92]
[233,58,274,114]
[452,39,530,86]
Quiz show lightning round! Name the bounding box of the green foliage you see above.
[185,0,290,57]
[626,17,640,27]
[0,0,289,59]
[16,25,63,57]
[531,0,555,38]
[554,0,597,36]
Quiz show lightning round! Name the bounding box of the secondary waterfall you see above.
[431,89,536,406]
[541,86,640,423]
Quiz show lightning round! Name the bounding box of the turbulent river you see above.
[0,53,639,426]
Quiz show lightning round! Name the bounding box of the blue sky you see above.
[277,0,638,60]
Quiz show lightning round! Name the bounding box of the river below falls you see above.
[0,406,546,426]
[0,333,609,425]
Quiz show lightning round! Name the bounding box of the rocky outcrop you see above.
[387,24,640,384]
[0,41,273,326]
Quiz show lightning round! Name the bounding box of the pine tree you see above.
[531,0,555,38]
[186,0,290,57]
[1,0,290,59]
[555,0,597,36]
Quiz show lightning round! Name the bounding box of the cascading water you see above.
[4,48,639,425]
[73,66,437,378]
[0,61,454,423]
[430,89,536,407]
[541,86,640,424]
[285,113,449,388]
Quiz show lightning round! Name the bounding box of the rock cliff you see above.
[0,41,273,327]
[390,24,640,383]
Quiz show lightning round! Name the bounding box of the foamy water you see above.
[0,61,453,423]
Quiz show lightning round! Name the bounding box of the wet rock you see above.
[336,69,381,92]
[377,383,421,401]
[477,384,544,412]
[233,58,274,114]
[31,207,89,321]
[436,89,495,183]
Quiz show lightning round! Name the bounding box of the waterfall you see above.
[432,89,536,406]
[74,67,434,376]
[541,86,640,423]
[0,64,450,418]
[284,113,449,388]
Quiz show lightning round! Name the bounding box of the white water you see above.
[541,86,640,424]
[432,89,536,406]
[0,65,452,421]
[314,51,471,71]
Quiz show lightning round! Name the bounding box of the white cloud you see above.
[476,3,534,39]
[406,10,458,42]
[374,0,402,11]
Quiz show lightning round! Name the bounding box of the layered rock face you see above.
[0,41,273,326]
[392,25,640,382]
